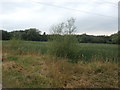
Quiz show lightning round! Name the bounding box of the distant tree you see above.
[51,17,76,35]
[0,30,2,40]
[1,30,10,40]
[65,17,76,34]
[111,32,119,44]
[51,23,64,35]
[118,31,120,44]
[41,32,48,41]
[25,28,41,41]
[76,34,111,44]
[80,34,89,43]
[1,27,119,44]
[10,30,23,40]
[10,28,42,41]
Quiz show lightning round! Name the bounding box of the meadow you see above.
[2,40,119,88]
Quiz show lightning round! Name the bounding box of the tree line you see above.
[0,28,119,44]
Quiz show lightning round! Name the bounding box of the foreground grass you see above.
[2,41,119,88]
[2,54,118,88]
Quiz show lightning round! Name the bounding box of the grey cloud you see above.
[76,15,117,33]
[0,0,118,35]
[1,2,34,14]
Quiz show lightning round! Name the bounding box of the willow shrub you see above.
[49,35,80,63]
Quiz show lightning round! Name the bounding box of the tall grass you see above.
[3,39,47,55]
[78,43,118,62]
[2,41,118,62]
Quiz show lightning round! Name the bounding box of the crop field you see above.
[2,40,119,88]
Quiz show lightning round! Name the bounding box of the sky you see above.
[0,0,119,35]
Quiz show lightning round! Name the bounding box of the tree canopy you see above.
[1,29,119,44]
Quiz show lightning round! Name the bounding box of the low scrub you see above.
[49,35,80,63]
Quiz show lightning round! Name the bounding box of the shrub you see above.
[49,35,79,63]
[49,17,80,63]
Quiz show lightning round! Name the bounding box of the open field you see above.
[2,40,119,88]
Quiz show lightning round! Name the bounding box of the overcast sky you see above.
[0,0,119,35]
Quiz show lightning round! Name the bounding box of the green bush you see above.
[49,35,79,63]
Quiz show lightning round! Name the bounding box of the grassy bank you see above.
[2,41,119,88]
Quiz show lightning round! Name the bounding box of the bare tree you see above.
[51,17,76,35]
[64,17,76,34]
[51,22,64,35]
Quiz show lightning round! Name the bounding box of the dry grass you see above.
[2,53,119,88]
[42,58,118,88]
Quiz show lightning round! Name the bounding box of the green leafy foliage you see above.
[1,29,119,44]
[49,35,79,62]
